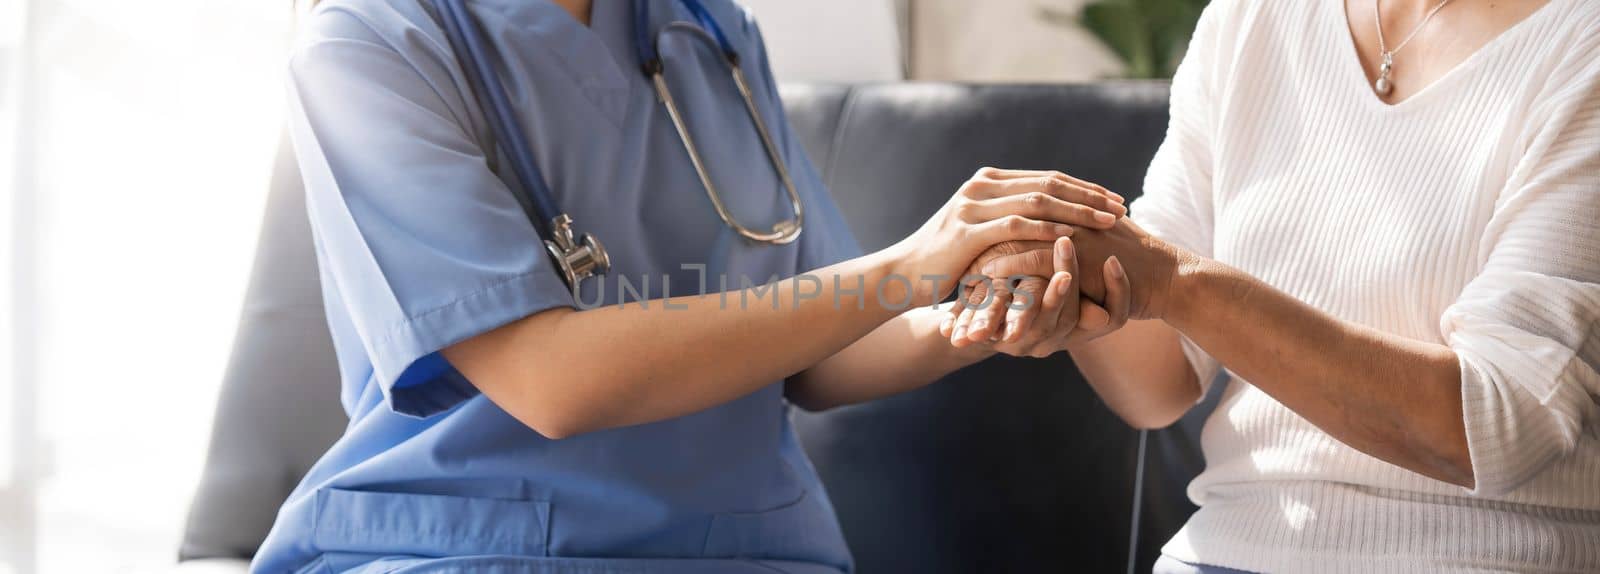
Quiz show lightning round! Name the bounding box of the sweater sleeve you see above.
[1439,43,1600,497]
[1130,1,1238,397]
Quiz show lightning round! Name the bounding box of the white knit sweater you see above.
[1129,1,1600,572]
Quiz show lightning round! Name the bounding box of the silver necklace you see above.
[1373,0,1456,96]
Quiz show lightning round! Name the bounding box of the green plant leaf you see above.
[1081,0,1156,78]
[1074,0,1209,78]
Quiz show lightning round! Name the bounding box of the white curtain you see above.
[1,1,293,572]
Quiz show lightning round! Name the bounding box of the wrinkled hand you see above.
[1023,216,1184,321]
[934,169,1127,313]
[940,237,1133,357]
[887,167,1126,306]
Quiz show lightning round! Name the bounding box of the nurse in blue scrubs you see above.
[255,0,1126,572]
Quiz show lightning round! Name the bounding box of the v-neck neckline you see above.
[585,0,642,86]
[465,0,638,123]
[1334,0,1560,112]
[559,0,702,87]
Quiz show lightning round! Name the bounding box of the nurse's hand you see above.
[887,167,1125,307]
[942,236,1132,357]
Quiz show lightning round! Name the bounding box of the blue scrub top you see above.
[254,0,862,572]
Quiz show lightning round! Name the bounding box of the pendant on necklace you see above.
[1375,52,1395,96]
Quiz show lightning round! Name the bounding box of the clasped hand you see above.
[926,169,1183,359]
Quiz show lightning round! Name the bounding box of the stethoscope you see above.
[433,0,805,291]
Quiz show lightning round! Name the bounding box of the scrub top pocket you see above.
[311,488,552,559]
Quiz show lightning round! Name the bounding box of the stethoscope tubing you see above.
[432,0,807,289]
[436,0,563,237]
[648,21,804,244]
[634,0,735,70]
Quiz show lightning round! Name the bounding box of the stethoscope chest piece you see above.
[545,214,610,290]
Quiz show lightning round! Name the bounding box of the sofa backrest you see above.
[181,82,1209,573]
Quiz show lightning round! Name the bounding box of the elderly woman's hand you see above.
[991,215,1187,316]
[884,167,1127,307]
[940,236,1134,357]
[943,201,1197,357]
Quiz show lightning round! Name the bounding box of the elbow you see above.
[1442,463,1477,491]
[785,387,844,413]
[783,374,851,413]
[500,370,646,440]
[1427,426,1477,490]
[443,308,600,439]
[1113,381,1201,430]
[505,404,592,440]
[1119,406,1189,430]
[789,396,842,413]
[482,374,611,440]
[525,416,583,441]
[1402,411,1476,489]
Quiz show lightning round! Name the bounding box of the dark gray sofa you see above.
[179,83,1215,573]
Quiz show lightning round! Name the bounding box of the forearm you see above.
[1067,319,1200,429]
[787,306,993,411]
[444,169,1122,438]
[1166,259,1471,486]
[446,252,906,438]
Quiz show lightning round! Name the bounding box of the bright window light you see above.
[7,0,295,571]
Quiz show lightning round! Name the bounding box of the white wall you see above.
[910,0,1122,82]
[739,0,905,83]
[740,0,1122,84]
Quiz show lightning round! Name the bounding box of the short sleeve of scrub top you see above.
[288,8,588,418]
[286,2,860,419]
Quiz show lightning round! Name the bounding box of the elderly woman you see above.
[952,0,1600,572]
